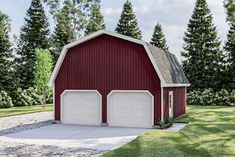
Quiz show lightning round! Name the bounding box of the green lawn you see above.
[103,105,235,157]
[0,104,53,118]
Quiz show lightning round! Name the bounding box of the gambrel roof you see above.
[147,43,189,84]
[49,30,190,87]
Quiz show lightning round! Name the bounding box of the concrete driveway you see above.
[0,124,149,151]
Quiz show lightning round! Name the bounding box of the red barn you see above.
[49,30,190,128]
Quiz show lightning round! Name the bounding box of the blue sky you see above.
[0,0,229,61]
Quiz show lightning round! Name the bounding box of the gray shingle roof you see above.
[147,43,189,84]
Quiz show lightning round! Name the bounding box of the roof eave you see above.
[48,30,167,87]
[162,83,191,87]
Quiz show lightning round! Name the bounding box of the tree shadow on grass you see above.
[103,132,216,157]
[103,122,235,157]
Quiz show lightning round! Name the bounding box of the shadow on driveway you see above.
[0,124,150,151]
[0,120,52,136]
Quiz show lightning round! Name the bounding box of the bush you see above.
[45,90,53,104]
[230,90,235,105]
[12,88,32,106]
[187,89,235,106]
[25,87,44,105]
[159,118,173,129]
[12,87,44,107]
[0,91,13,108]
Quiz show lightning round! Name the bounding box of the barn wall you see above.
[163,87,186,119]
[55,34,162,124]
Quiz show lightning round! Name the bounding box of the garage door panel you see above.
[62,91,101,125]
[108,91,153,128]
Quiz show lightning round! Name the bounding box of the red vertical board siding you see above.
[163,87,186,119]
[55,34,161,124]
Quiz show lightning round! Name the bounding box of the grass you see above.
[103,105,235,157]
[0,104,53,118]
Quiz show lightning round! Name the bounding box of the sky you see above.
[0,0,229,61]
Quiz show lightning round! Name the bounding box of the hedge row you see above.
[0,87,52,108]
[0,91,13,108]
[2,88,234,108]
[187,89,235,106]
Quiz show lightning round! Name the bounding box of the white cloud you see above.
[0,0,228,62]
[101,0,229,62]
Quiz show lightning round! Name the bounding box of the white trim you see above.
[107,90,154,128]
[163,84,191,87]
[161,87,164,121]
[48,30,168,87]
[143,43,166,87]
[185,87,187,111]
[60,90,102,125]
[168,91,174,118]
[48,30,191,87]
[53,85,55,121]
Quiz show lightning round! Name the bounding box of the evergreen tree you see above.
[16,0,50,89]
[115,0,142,39]
[85,0,106,35]
[224,24,235,55]
[224,0,235,90]
[224,0,235,23]
[52,0,75,62]
[181,0,224,91]
[44,0,94,38]
[45,0,95,62]
[150,23,169,51]
[0,12,13,93]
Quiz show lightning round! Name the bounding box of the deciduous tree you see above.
[34,49,53,103]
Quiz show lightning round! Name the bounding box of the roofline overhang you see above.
[48,30,189,87]
[162,83,191,87]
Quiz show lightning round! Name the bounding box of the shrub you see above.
[201,88,215,105]
[25,87,44,105]
[12,87,44,107]
[216,89,230,106]
[229,90,235,106]
[0,91,13,108]
[159,118,173,129]
[187,89,235,106]
[45,90,53,104]
[12,88,33,107]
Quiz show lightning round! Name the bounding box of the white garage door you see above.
[61,90,101,125]
[108,91,153,128]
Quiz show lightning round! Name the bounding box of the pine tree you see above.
[224,1,235,90]
[85,0,105,35]
[181,0,224,91]
[0,12,13,93]
[52,0,75,62]
[115,0,142,39]
[224,0,235,23]
[44,0,94,38]
[45,0,95,62]
[150,23,169,51]
[16,0,50,89]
